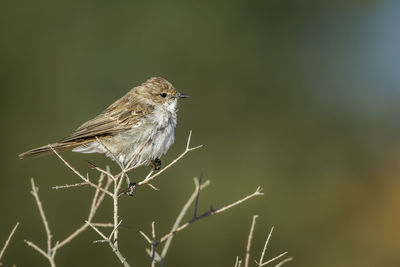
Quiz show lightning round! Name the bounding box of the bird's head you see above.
[141,77,188,112]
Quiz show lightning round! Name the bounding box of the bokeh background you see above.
[1,0,400,266]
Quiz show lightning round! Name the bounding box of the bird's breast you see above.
[149,107,177,129]
[113,108,177,166]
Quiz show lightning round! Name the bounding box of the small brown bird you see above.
[19,77,188,170]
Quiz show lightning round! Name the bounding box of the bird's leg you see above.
[126,182,136,196]
[151,158,162,170]
[121,162,131,185]
[124,172,131,186]
[120,162,136,197]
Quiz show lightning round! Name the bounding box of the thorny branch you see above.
[26,131,281,267]
[161,178,210,258]
[41,131,201,266]
[57,173,112,250]
[49,145,113,197]
[234,256,242,267]
[25,173,111,266]
[0,222,19,265]
[245,215,259,267]
[254,225,289,267]
[27,178,54,266]
[159,186,263,243]
[140,178,263,264]
[275,257,293,267]
[85,221,130,267]
[235,215,291,267]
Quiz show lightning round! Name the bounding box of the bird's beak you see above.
[177,92,189,98]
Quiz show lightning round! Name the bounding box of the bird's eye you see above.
[160,93,167,98]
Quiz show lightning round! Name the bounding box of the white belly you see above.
[73,108,177,168]
[116,119,176,167]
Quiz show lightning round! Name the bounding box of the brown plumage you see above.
[19,77,188,168]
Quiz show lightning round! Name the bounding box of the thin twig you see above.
[160,178,210,258]
[0,222,19,263]
[57,224,88,250]
[92,223,114,228]
[112,170,126,248]
[52,182,88,189]
[140,222,160,267]
[245,215,259,267]
[193,174,203,219]
[57,172,111,250]
[24,240,52,263]
[151,221,156,267]
[26,179,57,267]
[257,252,288,267]
[151,222,156,240]
[86,221,130,267]
[86,221,108,240]
[145,249,162,264]
[109,221,123,240]
[87,161,116,181]
[158,186,263,244]
[275,257,293,267]
[139,231,152,244]
[255,226,288,267]
[30,178,52,254]
[234,256,240,267]
[234,256,243,267]
[89,172,105,221]
[146,183,159,191]
[258,227,274,265]
[52,241,60,259]
[214,186,263,215]
[49,145,113,197]
[93,173,113,216]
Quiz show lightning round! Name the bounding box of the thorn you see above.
[87,161,97,169]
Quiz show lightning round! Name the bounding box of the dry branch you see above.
[235,216,291,267]
[0,222,19,264]
[25,173,110,266]
[140,178,263,264]
[26,131,278,267]
[49,145,113,197]
[161,177,210,258]
[25,178,56,267]
[245,215,259,267]
[86,221,130,267]
[157,186,263,244]
[275,257,293,267]
[254,225,289,267]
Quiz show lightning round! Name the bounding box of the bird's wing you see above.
[61,99,154,142]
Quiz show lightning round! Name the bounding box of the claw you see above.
[118,182,137,197]
[151,158,162,170]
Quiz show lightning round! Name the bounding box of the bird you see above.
[19,77,188,171]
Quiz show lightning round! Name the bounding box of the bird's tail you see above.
[18,141,85,159]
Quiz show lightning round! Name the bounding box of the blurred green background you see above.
[1,0,400,266]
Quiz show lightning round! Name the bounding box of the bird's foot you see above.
[126,182,136,196]
[118,182,137,197]
[151,158,162,170]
